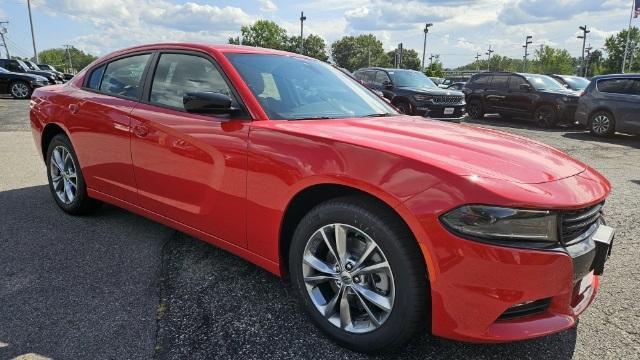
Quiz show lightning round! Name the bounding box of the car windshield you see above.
[39,64,55,71]
[560,76,590,90]
[26,61,41,70]
[226,54,397,120]
[16,60,31,71]
[389,70,437,88]
[525,75,566,91]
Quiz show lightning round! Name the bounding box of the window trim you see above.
[141,49,250,120]
[81,51,155,102]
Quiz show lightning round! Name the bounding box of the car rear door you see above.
[67,52,152,204]
[484,75,508,113]
[129,51,249,248]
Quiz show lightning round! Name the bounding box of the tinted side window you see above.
[509,76,527,90]
[362,71,375,85]
[598,79,632,94]
[471,75,490,87]
[491,75,509,89]
[374,71,390,85]
[3,61,21,72]
[150,53,233,110]
[99,54,151,99]
[87,65,105,90]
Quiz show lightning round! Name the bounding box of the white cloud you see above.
[258,0,277,12]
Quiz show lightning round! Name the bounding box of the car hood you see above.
[28,70,55,78]
[263,116,586,184]
[540,88,580,96]
[397,86,464,96]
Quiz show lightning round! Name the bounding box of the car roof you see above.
[106,43,306,59]
[592,73,640,80]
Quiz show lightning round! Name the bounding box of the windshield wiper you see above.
[363,113,394,117]
[291,116,336,120]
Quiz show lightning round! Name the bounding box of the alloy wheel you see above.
[11,82,29,99]
[591,115,610,135]
[302,223,395,334]
[536,107,555,127]
[49,145,78,204]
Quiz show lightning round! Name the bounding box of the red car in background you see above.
[29,43,614,353]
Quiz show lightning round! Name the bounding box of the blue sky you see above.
[0,0,636,67]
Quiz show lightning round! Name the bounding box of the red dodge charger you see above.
[29,43,614,353]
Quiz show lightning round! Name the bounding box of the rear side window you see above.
[86,65,105,90]
[99,54,151,99]
[149,53,233,110]
[470,75,490,86]
[491,75,509,89]
[374,71,390,86]
[362,71,375,85]
[597,79,633,94]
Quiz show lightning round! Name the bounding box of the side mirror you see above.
[519,83,532,92]
[183,92,238,114]
[383,80,393,89]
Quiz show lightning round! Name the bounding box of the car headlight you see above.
[441,205,558,243]
[414,94,433,102]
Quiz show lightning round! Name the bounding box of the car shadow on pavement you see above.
[463,115,578,134]
[561,132,640,149]
[155,235,578,360]
[0,185,172,360]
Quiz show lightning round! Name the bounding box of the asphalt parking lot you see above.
[0,96,638,359]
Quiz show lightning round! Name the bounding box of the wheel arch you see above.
[41,123,69,160]
[588,107,616,122]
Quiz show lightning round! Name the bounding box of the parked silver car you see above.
[576,74,640,136]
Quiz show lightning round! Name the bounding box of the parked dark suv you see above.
[0,59,59,85]
[576,74,640,136]
[463,72,580,127]
[353,68,466,121]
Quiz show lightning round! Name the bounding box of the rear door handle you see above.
[133,124,149,138]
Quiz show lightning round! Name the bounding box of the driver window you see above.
[150,53,233,110]
[509,76,527,91]
[374,71,389,86]
[99,54,151,99]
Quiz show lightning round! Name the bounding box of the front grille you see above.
[432,95,463,104]
[498,298,551,320]
[560,203,603,243]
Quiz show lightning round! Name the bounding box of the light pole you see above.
[27,0,38,62]
[475,53,481,72]
[578,25,590,77]
[486,46,494,71]
[63,44,74,72]
[0,22,9,59]
[584,45,593,77]
[421,23,433,71]
[522,35,532,72]
[299,11,306,54]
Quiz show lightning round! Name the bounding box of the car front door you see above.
[484,75,508,113]
[505,75,534,115]
[375,71,394,100]
[129,51,249,247]
[68,53,152,204]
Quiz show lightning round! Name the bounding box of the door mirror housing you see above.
[183,92,239,115]
[383,80,393,89]
[519,83,532,92]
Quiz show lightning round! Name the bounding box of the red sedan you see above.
[29,43,614,353]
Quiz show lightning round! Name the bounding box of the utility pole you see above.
[63,44,73,71]
[421,23,433,71]
[539,44,545,73]
[27,0,39,62]
[475,53,481,72]
[397,43,404,68]
[629,43,638,72]
[522,35,533,72]
[584,45,593,77]
[0,21,9,59]
[299,11,306,54]
[578,25,590,77]
[622,0,635,73]
[486,46,494,71]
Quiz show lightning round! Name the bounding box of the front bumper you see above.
[557,103,578,123]
[416,103,466,122]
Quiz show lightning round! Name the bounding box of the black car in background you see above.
[23,61,65,82]
[0,59,59,85]
[576,74,640,136]
[0,66,48,99]
[463,72,580,127]
[354,68,466,121]
[548,74,591,91]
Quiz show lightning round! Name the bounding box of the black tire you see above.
[534,104,558,128]
[45,134,101,215]
[589,110,616,137]
[289,196,428,353]
[9,80,33,99]
[467,99,484,120]
[395,101,414,115]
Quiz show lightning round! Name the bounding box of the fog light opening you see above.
[498,298,551,320]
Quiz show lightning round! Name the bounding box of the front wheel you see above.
[395,101,414,115]
[10,81,32,99]
[534,105,558,128]
[467,99,484,119]
[589,111,616,137]
[289,197,428,353]
[46,134,101,214]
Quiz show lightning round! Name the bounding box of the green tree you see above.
[331,34,391,71]
[38,47,97,72]
[424,61,444,77]
[456,54,523,72]
[286,34,328,61]
[602,26,640,73]
[385,48,421,70]
[230,20,288,50]
[532,45,576,74]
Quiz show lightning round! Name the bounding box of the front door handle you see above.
[133,124,149,138]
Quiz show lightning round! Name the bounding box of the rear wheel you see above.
[46,134,101,214]
[289,197,428,353]
[395,101,414,115]
[534,104,558,128]
[589,111,615,137]
[467,99,484,119]
[10,81,32,99]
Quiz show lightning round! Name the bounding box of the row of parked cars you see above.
[0,58,70,99]
[352,67,639,137]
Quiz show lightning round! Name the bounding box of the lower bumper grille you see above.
[498,298,551,320]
